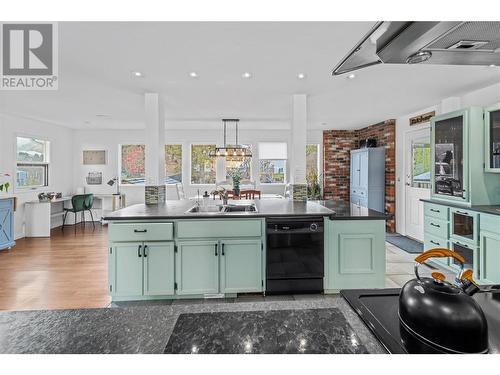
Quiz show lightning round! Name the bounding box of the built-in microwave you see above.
[451,209,478,243]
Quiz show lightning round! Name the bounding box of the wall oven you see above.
[266,217,324,294]
[451,209,478,243]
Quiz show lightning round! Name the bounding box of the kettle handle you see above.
[415,248,465,264]
[414,248,465,282]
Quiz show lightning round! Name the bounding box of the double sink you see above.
[186,202,258,214]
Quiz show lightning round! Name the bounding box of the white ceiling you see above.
[1,21,500,130]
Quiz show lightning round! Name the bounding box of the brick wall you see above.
[323,120,396,232]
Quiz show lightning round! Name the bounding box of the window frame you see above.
[258,142,288,185]
[119,144,146,186]
[224,144,253,182]
[165,144,183,185]
[189,143,217,185]
[306,143,321,177]
[15,135,50,191]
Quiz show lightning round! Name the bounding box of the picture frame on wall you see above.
[83,150,106,165]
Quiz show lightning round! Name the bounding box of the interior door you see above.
[359,150,369,189]
[405,128,431,242]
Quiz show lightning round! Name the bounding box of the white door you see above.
[405,128,431,242]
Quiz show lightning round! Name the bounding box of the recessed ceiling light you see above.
[131,71,143,78]
[95,114,110,118]
[347,73,356,80]
[242,72,252,79]
[489,64,496,68]
[297,73,306,79]
[189,71,198,78]
[321,122,327,126]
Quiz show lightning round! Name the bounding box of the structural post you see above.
[290,94,308,200]
[144,93,166,204]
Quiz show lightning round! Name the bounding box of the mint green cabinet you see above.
[479,230,500,284]
[175,240,220,295]
[324,219,386,291]
[484,103,500,173]
[143,242,175,295]
[220,239,262,293]
[110,243,144,296]
[110,241,175,297]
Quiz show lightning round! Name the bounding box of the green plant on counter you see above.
[0,173,11,194]
[232,169,242,195]
[306,168,322,200]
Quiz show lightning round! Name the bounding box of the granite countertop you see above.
[0,297,385,354]
[103,199,390,221]
[421,199,500,217]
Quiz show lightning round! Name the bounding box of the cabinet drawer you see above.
[480,213,500,234]
[424,217,449,238]
[109,222,173,242]
[424,202,448,221]
[424,233,449,251]
[177,219,262,239]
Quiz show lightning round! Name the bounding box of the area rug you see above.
[386,233,423,254]
[164,308,368,354]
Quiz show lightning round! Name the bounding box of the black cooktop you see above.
[341,288,500,354]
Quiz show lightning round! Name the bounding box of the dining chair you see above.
[62,194,95,233]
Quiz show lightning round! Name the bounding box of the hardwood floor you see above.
[0,224,110,311]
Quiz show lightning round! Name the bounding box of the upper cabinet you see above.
[431,107,500,206]
[485,104,500,173]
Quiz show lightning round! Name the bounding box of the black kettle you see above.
[399,248,488,354]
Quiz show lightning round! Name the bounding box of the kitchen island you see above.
[103,199,390,302]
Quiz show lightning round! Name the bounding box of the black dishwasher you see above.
[266,217,324,294]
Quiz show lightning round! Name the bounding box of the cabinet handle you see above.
[221,243,225,256]
[214,243,218,256]
[138,245,142,257]
[456,211,469,216]
[430,240,440,245]
[143,245,148,258]
[430,223,440,228]
[430,209,440,213]
[134,229,147,233]
[455,241,469,249]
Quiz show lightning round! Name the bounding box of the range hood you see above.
[332,21,500,75]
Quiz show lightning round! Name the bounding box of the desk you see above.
[25,194,126,237]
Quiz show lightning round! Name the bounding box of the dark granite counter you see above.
[0,297,385,354]
[103,199,390,221]
[421,199,500,217]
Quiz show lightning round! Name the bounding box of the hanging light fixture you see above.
[209,119,252,160]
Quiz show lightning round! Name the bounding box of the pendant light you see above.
[209,119,252,160]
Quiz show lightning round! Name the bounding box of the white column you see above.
[144,93,165,186]
[291,94,307,184]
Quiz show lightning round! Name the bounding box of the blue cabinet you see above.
[0,198,15,251]
[350,147,385,212]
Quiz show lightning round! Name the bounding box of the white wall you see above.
[395,81,500,235]
[0,114,74,239]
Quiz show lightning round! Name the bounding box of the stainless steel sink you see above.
[186,203,258,214]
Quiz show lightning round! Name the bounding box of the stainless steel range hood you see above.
[332,21,500,75]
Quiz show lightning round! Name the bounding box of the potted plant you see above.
[0,173,11,196]
[232,169,242,196]
[306,168,322,200]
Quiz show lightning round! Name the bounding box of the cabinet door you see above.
[350,152,360,189]
[0,200,14,249]
[110,243,143,296]
[220,239,262,293]
[479,231,500,284]
[176,240,219,295]
[359,150,369,189]
[143,242,175,296]
[485,106,500,172]
[431,111,469,202]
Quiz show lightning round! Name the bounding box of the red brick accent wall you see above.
[323,120,396,232]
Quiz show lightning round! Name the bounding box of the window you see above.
[165,144,182,184]
[120,144,145,185]
[259,142,287,184]
[191,144,216,184]
[306,144,320,177]
[412,138,431,188]
[225,145,252,181]
[16,136,50,188]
